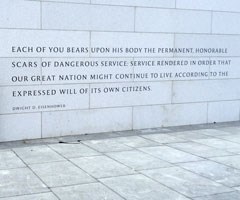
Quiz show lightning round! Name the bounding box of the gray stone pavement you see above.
[1,122,240,199]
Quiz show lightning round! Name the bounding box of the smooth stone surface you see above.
[168,142,233,158]
[100,174,190,200]
[0,150,25,169]
[0,193,59,200]
[52,182,124,200]
[29,161,96,187]
[177,0,240,12]
[210,155,240,170]
[42,3,134,31]
[49,143,100,158]
[0,168,48,198]
[178,160,240,187]
[1,0,240,143]
[172,79,240,102]
[208,101,240,123]
[42,107,132,138]
[0,113,41,142]
[142,134,186,144]
[136,7,211,33]
[0,0,40,29]
[107,150,172,170]
[82,139,132,152]
[133,103,208,129]
[193,191,240,200]
[141,167,233,198]
[92,0,175,8]
[13,146,65,164]
[70,155,136,178]
[139,146,203,163]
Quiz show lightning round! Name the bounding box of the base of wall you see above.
[1,116,239,143]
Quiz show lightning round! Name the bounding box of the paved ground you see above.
[1,122,240,200]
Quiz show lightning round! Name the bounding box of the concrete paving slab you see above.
[52,182,124,200]
[142,134,186,144]
[193,191,240,200]
[213,135,240,144]
[70,155,136,178]
[13,146,65,165]
[0,150,26,169]
[107,150,172,171]
[0,193,58,200]
[169,131,212,140]
[193,138,240,153]
[108,136,159,148]
[0,168,48,198]
[0,124,240,200]
[194,129,234,136]
[82,139,132,153]
[168,142,233,158]
[100,174,191,200]
[29,161,96,187]
[139,146,203,163]
[141,167,233,198]
[210,155,240,170]
[217,127,240,134]
[48,143,100,158]
[178,160,240,187]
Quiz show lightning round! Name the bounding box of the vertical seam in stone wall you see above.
[132,57,135,82]
[171,34,176,104]
[40,56,43,138]
[175,0,177,8]
[132,56,135,130]
[131,107,134,130]
[89,31,91,109]
[134,7,136,32]
[209,10,213,123]
[210,11,213,34]
[208,58,211,80]
[206,102,209,123]
[173,34,176,58]
[89,31,92,57]
[88,84,91,109]
[40,1,42,29]
[41,112,43,138]
[40,58,43,85]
